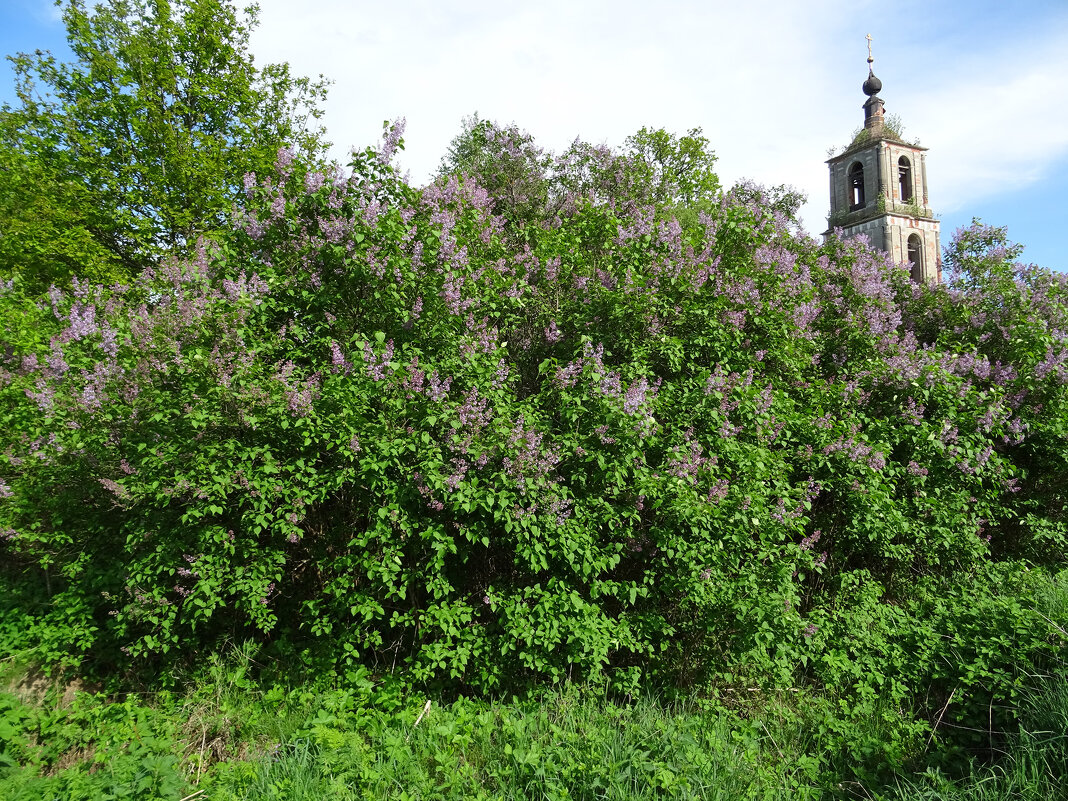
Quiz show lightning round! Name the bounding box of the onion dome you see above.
[863,69,882,97]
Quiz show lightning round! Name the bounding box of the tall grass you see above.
[208,685,821,801]
[3,574,1066,800]
[893,678,1068,801]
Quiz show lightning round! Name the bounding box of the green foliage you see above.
[0,0,1066,789]
[0,689,189,800]
[437,114,553,233]
[2,74,1068,799]
[438,117,722,237]
[620,125,721,208]
[0,0,329,284]
[0,110,125,292]
[3,108,1068,710]
[0,674,893,800]
[892,661,1068,800]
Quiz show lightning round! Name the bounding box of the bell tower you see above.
[825,37,941,283]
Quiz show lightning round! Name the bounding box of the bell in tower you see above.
[825,36,941,284]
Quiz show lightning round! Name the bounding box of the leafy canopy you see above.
[0,0,330,287]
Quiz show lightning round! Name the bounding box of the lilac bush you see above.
[1,123,1066,712]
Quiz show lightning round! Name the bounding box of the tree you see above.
[1,0,330,284]
[437,114,553,235]
[439,117,724,237]
[619,126,719,208]
[0,108,123,290]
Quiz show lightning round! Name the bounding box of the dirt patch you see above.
[6,666,100,707]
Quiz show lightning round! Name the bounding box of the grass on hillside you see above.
[2,644,1067,800]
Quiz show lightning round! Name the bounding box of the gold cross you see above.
[866,33,874,64]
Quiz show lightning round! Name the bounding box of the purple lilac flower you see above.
[46,342,69,376]
[425,371,451,401]
[457,388,493,435]
[413,471,445,512]
[555,360,584,389]
[274,147,294,180]
[441,272,474,315]
[67,302,97,340]
[378,117,407,165]
[902,398,925,425]
[546,496,573,526]
[444,459,469,492]
[25,379,56,412]
[402,357,426,395]
[329,340,349,372]
[622,377,656,415]
[503,415,561,486]
[244,215,266,240]
[493,359,510,386]
[706,479,729,504]
[665,431,708,485]
[362,340,395,382]
[270,192,286,221]
[98,478,128,499]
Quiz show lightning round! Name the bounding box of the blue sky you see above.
[2,0,1066,271]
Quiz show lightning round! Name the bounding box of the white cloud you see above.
[908,32,1068,215]
[251,0,1068,238]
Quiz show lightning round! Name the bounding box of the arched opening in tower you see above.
[848,162,865,210]
[908,234,923,282]
[898,156,913,203]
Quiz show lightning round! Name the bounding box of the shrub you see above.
[1,122,1066,700]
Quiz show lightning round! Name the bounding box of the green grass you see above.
[3,661,1068,800]
[889,678,1068,801]
[2,571,1066,801]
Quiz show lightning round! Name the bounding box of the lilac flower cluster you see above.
[664,430,712,486]
[461,316,500,357]
[502,414,561,489]
[221,272,269,305]
[706,479,729,504]
[902,398,925,425]
[378,118,407,165]
[444,459,469,492]
[456,387,492,434]
[362,340,395,382]
[822,422,875,464]
[274,360,321,416]
[545,496,573,526]
[329,340,350,373]
[620,376,659,416]
[412,471,444,512]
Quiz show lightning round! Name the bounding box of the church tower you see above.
[825,38,941,283]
